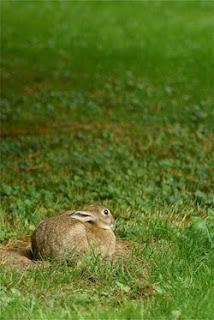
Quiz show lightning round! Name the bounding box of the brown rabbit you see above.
[31,204,116,260]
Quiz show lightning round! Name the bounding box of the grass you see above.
[0,1,214,319]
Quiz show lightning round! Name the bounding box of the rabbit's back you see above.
[32,214,89,259]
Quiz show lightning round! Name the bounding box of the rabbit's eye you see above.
[104,209,109,215]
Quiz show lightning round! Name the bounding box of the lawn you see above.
[0,1,214,319]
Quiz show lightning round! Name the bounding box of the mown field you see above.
[0,1,214,319]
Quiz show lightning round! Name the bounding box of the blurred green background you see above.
[1,1,213,126]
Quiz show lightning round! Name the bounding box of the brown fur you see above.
[31,205,116,260]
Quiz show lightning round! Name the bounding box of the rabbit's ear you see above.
[69,211,97,223]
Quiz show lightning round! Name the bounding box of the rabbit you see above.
[31,204,116,261]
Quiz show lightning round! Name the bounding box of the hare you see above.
[31,204,116,261]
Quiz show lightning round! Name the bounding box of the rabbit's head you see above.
[66,204,115,230]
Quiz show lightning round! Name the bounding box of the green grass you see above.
[0,1,214,319]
